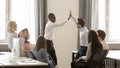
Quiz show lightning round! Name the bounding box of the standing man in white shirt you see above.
[44,11,71,66]
[71,16,89,59]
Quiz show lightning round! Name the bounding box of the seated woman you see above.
[18,28,32,57]
[71,30,103,68]
[32,36,55,68]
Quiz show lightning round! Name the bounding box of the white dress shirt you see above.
[44,20,68,40]
[71,16,89,47]
[79,27,89,46]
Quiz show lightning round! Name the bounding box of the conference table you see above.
[72,50,120,68]
[0,52,49,68]
[106,50,120,68]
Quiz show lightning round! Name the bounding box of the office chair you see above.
[76,49,109,68]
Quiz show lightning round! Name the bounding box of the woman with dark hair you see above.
[71,30,103,68]
[87,30,103,57]
[32,36,55,68]
[77,30,103,61]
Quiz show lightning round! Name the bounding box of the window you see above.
[109,0,120,42]
[98,0,105,30]
[0,0,6,41]
[0,0,35,44]
[98,0,120,43]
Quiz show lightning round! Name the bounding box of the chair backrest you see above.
[87,49,109,68]
[25,51,37,60]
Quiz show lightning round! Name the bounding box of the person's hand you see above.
[22,42,32,51]
[68,10,72,20]
[75,57,83,63]
[19,32,24,38]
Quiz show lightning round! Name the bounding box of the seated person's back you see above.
[32,36,55,68]
[32,48,48,62]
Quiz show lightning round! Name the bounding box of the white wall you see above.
[47,0,79,68]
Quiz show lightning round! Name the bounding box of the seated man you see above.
[97,30,109,50]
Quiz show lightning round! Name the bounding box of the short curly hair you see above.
[97,30,106,40]
[77,18,85,27]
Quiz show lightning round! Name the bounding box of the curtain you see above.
[85,0,92,30]
[78,0,98,49]
[91,0,99,30]
[85,0,98,30]
[35,0,47,41]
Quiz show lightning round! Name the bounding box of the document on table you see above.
[16,58,39,65]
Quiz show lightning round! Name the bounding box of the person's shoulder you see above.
[8,32,17,37]
[82,27,88,34]
[46,21,54,26]
[84,27,89,31]
[88,43,91,46]
[101,40,107,45]
[7,32,12,36]
[47,20,53,24]
[8,32,15,35]
[101,41,110,50]
[39,48,46,52]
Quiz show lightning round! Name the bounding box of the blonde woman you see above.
[7,20,17,50]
